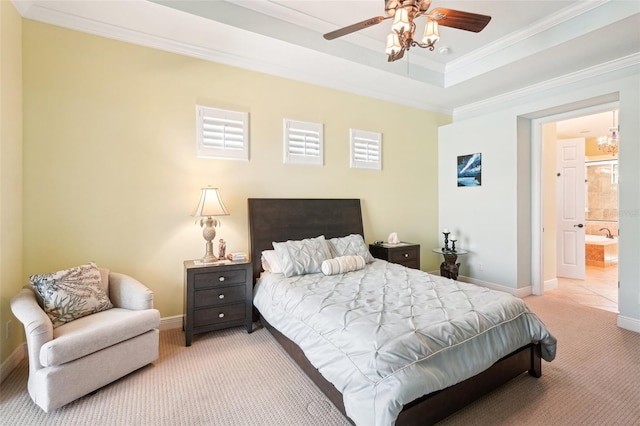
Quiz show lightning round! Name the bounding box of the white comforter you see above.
[253,260,556,426]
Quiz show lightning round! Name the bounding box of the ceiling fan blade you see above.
[323,16,390,40]
[430,8,491,33]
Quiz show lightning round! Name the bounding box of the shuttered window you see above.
[283,119,323,166]
[350,129,382,170]
[196,105,249,160]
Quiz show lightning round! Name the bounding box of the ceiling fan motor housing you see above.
[385,0,432,17]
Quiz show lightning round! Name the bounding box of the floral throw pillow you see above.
[30,262,113,328]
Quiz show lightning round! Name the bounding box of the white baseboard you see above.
[160,314,183,331]
[545,278,558,291]
[460,275,558,297]
[4,308,635,388]
[617,315,640,333]
[460,274,640,335]
[458,274,531,297]
[1,343,26,383]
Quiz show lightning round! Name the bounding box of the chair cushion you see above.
[39,307,160,367]
[30,262,113,328]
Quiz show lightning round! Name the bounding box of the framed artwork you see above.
[457,153,482,187]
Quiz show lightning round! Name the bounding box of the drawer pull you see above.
[218,313,225,318]
[404,253,409,258]
[219,294,225,299]
[219,276,225,282]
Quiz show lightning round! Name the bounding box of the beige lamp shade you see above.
[191,187,230,218]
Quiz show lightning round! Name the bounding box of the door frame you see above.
[531,101,619,295]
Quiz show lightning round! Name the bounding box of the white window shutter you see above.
[196,105,249,160]
[350,129,381,170]
[283,119,323,166]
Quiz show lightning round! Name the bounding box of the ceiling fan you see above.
[323,0,492,62]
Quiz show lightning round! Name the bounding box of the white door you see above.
[556,138,586,279]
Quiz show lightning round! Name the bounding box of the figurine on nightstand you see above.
[218,239,226,259]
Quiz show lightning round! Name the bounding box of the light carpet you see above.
[1,295,638,425]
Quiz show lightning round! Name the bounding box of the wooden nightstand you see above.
[183,260,253,346]
[369,242,420,269]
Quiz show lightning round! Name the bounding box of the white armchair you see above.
[11,268,160,412]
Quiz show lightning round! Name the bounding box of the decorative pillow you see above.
[99,267,110,297]
[328,234,375,263]
[273,235,333,277]
[29,262,113,328]
[321,255,366,276]
[261,250,283,274]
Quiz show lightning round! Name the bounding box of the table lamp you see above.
[191,187,230,263]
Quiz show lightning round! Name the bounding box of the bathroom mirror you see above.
[585,159,618,221]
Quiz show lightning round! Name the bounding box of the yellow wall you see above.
[0,0,24,364]
[20,20,449,324]
[586,136,618,161]
[585,137,601,157]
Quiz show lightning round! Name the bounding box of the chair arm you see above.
[10,287,53,371]
[108,272,154,310]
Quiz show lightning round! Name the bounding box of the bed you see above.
[248,198,556,425]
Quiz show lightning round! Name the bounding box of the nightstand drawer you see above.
[194,303,246,328]
[195,286,246,308]
[397,259,419,269]
[193,268,247,289]
[369,242,420,270]
[389,247,419,263]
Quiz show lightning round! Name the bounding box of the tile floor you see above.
[546,264,618,313]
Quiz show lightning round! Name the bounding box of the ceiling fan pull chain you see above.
[406,51,410,75]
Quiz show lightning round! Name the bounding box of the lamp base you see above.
[199,217,220,263]
[201,254,218,264]
[202,239,218,263]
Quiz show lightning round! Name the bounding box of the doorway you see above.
[540,106,619,313]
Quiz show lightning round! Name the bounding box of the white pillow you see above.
[273,235,333,277]
[328,234,375,263]
[321,255,366,275]
[261,250,283,274]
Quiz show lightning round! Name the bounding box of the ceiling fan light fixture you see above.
[391,7,411,33]
[385,32,402,55]
[422,19,439,45]
[322,2,491,63]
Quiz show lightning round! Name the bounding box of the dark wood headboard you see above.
[248,198,364,283]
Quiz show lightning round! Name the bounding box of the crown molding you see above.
[13,0,638,116]
[14,0,449,114]
[453,53,640,120]
[445,0,610,86]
